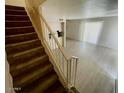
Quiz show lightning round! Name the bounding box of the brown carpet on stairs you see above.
[5,5,67,93]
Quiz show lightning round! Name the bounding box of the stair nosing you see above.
[6,14,28,17]
[6,32,36,38]
[13,46,43,57]
[5,20,31,22]
[6,39,39,47]
[5,26,33,29]
[5,9,26,11]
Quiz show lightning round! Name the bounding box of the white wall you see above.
[66,16,118,50]
[66,20,85,41]
[96,17,118,50]
[40,4,64,45]
[84,21,104,44]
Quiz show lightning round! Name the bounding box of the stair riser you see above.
[6,9,27,15]
[6,27,35,35]
[6,21,32,27]
[6,33,37,44]
[8,48,45,65]
[6,15,29,21]
[6,5,25,10]
[6,40,41,55]
[11,56,49,78]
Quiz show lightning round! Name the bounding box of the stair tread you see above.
[5,26,35,35]
[5,21,32,27]
[6,14,29,21]
[6,14,28,16]
[11,55,48,72]
[6,32,36,37]
[45,81,65,93]
[5,26,33,29]
[29,74,58,93]
[14,63,53,88]
[12,46,43,57]
[19,72,58,93]
[5,20,31,22]
[5,9,27,15]
[6,39,39,48]
[6,8,25,10]
[6,39,41,55]
[11,55,49,78]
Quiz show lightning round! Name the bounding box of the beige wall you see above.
[5,55,15,93]
[5,0,25,7]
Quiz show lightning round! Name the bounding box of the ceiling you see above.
[42,0,118,19]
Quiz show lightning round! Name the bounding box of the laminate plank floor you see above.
[64,39,117,93]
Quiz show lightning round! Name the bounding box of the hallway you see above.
[64,39,117,93]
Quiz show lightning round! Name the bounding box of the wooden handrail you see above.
[40,14,71,61]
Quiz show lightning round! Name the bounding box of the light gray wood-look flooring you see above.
[64,39,118,93]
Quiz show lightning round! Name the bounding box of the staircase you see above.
[5,5,67,93]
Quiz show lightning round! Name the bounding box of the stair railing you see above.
[40,14,79,92]
[24,0,78,91]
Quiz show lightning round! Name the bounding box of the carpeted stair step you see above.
[5,21,32,27]
[45,81,66,93]
[6,39,41,55]
[7,46,45,65]
[6,15,29,21]
[13,63,53,89]
[5,5,67,93]
[18,71,58,93]
[5,5,25,10]
[5,9,27,15]
[10,55,49,78]
[6,32,37,44]
[5,26,35,35]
